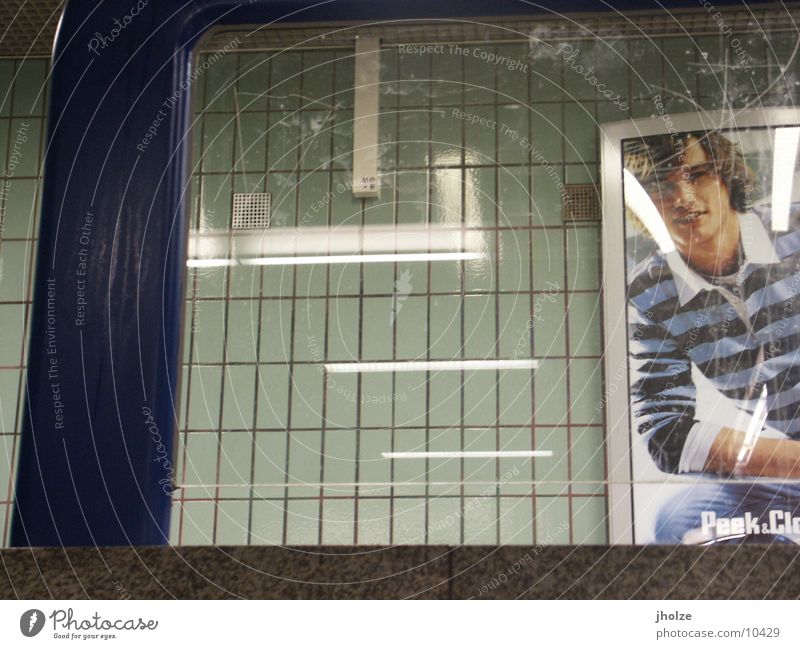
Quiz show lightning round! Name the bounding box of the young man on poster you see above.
[624,130,800,543]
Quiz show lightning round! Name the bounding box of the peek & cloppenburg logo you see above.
[20,609,45,637]
[17,608,159,640]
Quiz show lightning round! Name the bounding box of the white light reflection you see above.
[771,126,800,232]
[187,251,483,268]
[736,386,769,466]
[325,360,539,373]
[623,169,676,254]
[382,451,553,459]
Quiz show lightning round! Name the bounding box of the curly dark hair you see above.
[623,131,759,217]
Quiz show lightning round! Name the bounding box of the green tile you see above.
[0,119,9,172]
[531,165,564,226]
[428,427,461,496]
[332,109,353,170]
[297,171,330,228]
[465,166,496,226]
[570,425,605,494]
[430,256,461,294]
[535,427,569,496]
[292,298,326,361]
[394,373,427,427]
[289,365,323,429]
[561,41,602,101]
[499,230,530,291]
[285,499,320,544]
[202,113,235,172]
[358,429,391,497]
[259,300,292,362]
[627,39,662,99]
[222,366,256,430]
[327,297,359,361]
[395,295,428,359]
[572,496,607,544]
[224,300,259,363]
[358,499,391,544]
[302,50,334,107]
[0,241,29,301]
[569,358,603,425]
[378,111,397,173]
[215,500,249,544]
[0,61,14,117]
[532,293,566,357]
[199,174,232,231]
[564,104,597,164]
[661,37,696,96]
[499,496,534,544]
[237,53,270,112]
[393,428,426,496]
[567,292,602,357]
[269,51,302,111]
[464,495,497,543]
[535,496,571,544]
[495,44,529,101]
[0,370,20,434]
[498,294,530,359]
[498,166,530,227]
[333,50,355,108]
[0,305,24,365]
[328,263,359,296]
[566,226,600,290]
[262,265,295,297]
[12,59,47,116]
[330,170,362,225]
[530,104,563,163]
[191,300,224,363]
[253,431,288,498]
[360,373,394,428]
[499,372,533,427]
[497,104,528,164]
[3,179,37,237]
[250,500,285,544]
[300,111,333,171]
[9,118,42,176]
[322,499,355,544]
[392,497,426,544]
[287,429,321,497]
[428,372,461,428]
[464,294,495,358]
[430,108,462,165]
[256,365,290,429]
[396,170,428,224]
[193,267,226,299]
[184,431,218,487]
[530,49,564,102]
[181,501,215,545]
[533,359,567,426]
[397,111,429,168]
[498,428,532,495]
[380,46,399,106]
[464,231,496,292]
[463,105,496,164]
[397,51,430,107]
[0,434,15,502]
[463,47,496,104]
[228,264,260,298]
[431,50,463,105]
[361,297,393,359]
[325,373,357,429]
[463,428,496,495]
[362,258,395,295]
[267,112,299,171]
[235,112,266,173]
[532,229,564,289]
[429,295,462,360]
[428,497,461,544]
[322,428,356,496]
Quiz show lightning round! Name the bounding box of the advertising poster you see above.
[604,112,800,544]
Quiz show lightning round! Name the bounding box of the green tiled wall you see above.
[174,29,800,547]
[1,23,799,548]
[0,57,48,547]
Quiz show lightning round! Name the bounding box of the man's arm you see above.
[705,428,800,478]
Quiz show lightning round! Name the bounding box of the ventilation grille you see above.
[563,184,601,222]
[232,193,271,230]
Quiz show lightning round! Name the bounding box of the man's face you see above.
[646,138,737,256]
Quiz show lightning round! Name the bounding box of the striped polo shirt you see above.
[627,205,800,474]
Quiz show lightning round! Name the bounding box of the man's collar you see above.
[663,211,781,306]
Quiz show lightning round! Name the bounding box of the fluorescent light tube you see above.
[324,359,539,373]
